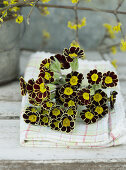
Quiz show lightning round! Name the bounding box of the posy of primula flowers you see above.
[20,46,119,133]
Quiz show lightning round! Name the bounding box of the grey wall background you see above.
[20,0,126,53]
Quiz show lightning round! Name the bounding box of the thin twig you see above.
[74,1,79,42]
[116,0,124,11]
[27,0,39,24]
[1,3,126,15]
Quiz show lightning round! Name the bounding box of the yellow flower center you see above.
[63,118,70,127]
[91,73,98,81]
[40,83,46,93]
[69,53,78,58]
[64,87,73,95]
[95,106,103,115]
[42,110,49,115]
[85,111,94,120]
[54,121,59,128]
[44,72,51,80]
[105,76,112,84]
[70,76,78,86]
[31,108,37,113]
[52,108,61,116]
[42,116,48,123]
[46,102,53,108]
[83,92,89,100]
[68,100,75,107]
[93,93,102,102]
[67,108,74,116]
[44,63,50,69]
[29,115,37,122]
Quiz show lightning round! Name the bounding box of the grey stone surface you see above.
[20,0,126,52]
[0,19,21,84]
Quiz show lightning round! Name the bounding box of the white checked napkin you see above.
[20,51,126,148]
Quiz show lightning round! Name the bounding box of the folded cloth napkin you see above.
[20,51,126,148]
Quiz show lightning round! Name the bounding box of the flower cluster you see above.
[68,17,86,30]
[20,45,118,133]
[0,0,24,24]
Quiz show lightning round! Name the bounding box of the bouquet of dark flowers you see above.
[20,46,118,133]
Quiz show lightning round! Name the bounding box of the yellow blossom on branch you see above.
[0,18,3,23]
[41,7,50,16]
[103,23,116,39]
[113,23,121,33]
[3,0,9,6]
[71,0,79,3]
[2,10,7,18]
[111,60,118,69]
[120,39,126,52]
[111,46,117,54]
[68,17,86,30]
[42,30,50,39]
[41,0,51,3]
[16,15,24,24]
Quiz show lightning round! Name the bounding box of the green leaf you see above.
[48,84,56,91]
[54,72,61,79]
[50,57,61,72]
[70,58,79,71]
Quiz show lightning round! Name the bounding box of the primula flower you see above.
[23,107,40,125]
[50,54,70,69]
[40,108,50,115]
[77,88,91,105]
[39,58,51,71]
[59,114,75,133]
[40,114,50,126]
[87,69,102,85]
[65,106,77,120]
[39,69,54,83]
[34,77,50,99]
[63,98,77,108]
[28,96,39,106]
[20,77,27,96]
[80,109,99,124]
[49,119,60,131]
[55,88,64,105]
[59,84,76,99]
[91,89,107,105]
[92,103,108,118]
[102,71,118,88]
[27,79,36,98]
[42,100,55,110]
[110,91,118,109]
[50,106,63,119]
[63,47,85,62]
[66,71,84,89]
